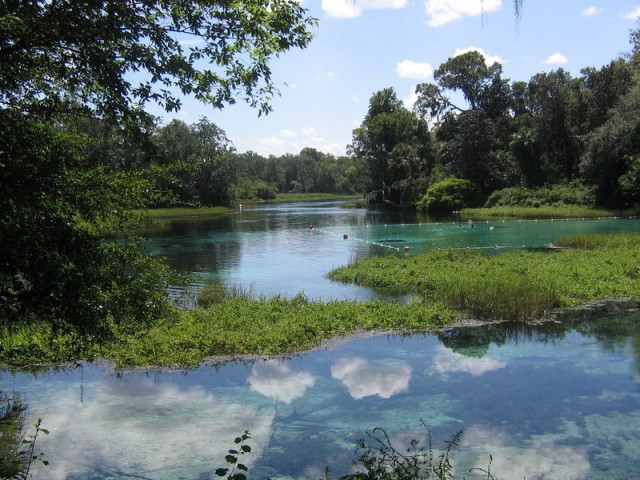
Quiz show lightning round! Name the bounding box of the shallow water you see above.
[2,310,640,479]
[4,202,640,479]
[141,201,640,301]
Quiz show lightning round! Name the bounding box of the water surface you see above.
[141,202,640,300]
[2,311,640,479]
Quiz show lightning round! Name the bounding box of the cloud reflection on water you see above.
[331,357,412,399]
[462,424,591,480]
[248,360,315,403]
[433,345,506,376]
[30,377,274,480]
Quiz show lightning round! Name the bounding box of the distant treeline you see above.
[78,27,640,212]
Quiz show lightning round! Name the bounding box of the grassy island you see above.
[1,233,639,368]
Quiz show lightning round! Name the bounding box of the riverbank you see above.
[460,205,638,220]
[2,233,638,369]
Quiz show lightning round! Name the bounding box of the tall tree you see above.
[351,88,432,204]
[0,0,316,329]
[0,0,316,121]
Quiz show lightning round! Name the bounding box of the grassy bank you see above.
[269,193,361,203]
[136,206,233,219]
[2,233,639,368]
[460,205,632,220]
[329,233,640,322]
[0,297,455,367]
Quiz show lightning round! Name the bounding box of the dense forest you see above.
[75,27,640,213]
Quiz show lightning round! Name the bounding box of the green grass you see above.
[106,295,455,367]
[328,233,640,322]
[269,193,361,203]
[136,206,233,219]
[461,205,621,220]
[3,233,639,368]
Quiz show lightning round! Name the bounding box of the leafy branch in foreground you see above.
[13,419,49,480]
[214,424,499,480]
[215,431,252,480]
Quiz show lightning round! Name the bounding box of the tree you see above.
[0,0,316,329]
[351,88,433,204]
[438,109,521,198]
[434,51,503,110]
[0,0,317,121]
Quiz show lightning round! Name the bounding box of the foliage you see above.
[0,112,176,333]
[0,394,27,478]
[0,0,317,120]
[351,88,433,204]
[197,281,256,307]
[460,205,615,220]
[215,431,252,480]
[340,423,473,480]
[13,419,49,480]
[105,296,455,367]
[417,178,476,212]
[484,182,596,208]
[1,0,316,336]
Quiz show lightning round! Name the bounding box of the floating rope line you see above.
[307,215,634,253]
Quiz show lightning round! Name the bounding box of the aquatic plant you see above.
[460,205,617,220]
[197,281,257,306]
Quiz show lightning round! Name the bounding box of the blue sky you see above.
[157,0,640,157]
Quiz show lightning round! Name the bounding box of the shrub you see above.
[485,182,596,208]
[417,178,476,212]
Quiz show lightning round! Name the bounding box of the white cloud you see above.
[453,46,504,66]
[302,126,318,136]
[248,361,315,404]
[463,425,591,480]
[322,0,407,18]
[403,89,419,110]
[396,60,434,80]
[433,345,506,376]
[624,7,640,19]
[281,129,297,137]
[581,6,602,16]
[30,379,275,480]
[331,357,412,399]
[545,52,569,65]
[426,0,502,27]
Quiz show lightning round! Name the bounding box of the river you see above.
[1,201,640,479]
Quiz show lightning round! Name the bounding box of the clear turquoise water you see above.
[2,311,640,479]
[3,202,640,479]
[141,201,640,300]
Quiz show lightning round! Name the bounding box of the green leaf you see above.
[215,467,228,476]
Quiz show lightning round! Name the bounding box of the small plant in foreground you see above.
[14,418,49,480]
[215,431,252,480]
[340,422,477,480]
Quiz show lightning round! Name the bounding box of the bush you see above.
[416,178,476,212]
[485,182,596,208]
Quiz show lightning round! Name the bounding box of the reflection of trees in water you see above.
[569,308,640,375]
[0,392,27,477]
[438,321,570,357]
[438,308,640,375]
